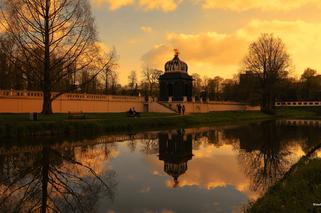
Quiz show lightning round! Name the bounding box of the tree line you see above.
[190,67,321,104]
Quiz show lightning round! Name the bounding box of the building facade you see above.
[159,51,193,101]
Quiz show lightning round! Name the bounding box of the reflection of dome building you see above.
[159,50,193,101]
[158,130,193,187]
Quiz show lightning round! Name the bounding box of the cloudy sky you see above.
[90,0,321,84]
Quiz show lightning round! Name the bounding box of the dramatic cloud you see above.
[146,139,260,200]
[194,0,320,11]
[138,0,181,12]
[92,0,321,12]
[92,0,134,10]
[142,20,321,78]
[91,0,181,12]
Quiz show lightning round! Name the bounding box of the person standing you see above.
[182,105,185,115]
[177,104,182,114]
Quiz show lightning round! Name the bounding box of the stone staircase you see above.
[157,102,178,113]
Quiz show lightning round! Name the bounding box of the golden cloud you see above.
[92,0,134,10]
[138,0,180,12]
[92,0,321,11]
[193,0,320,11]
[146,142,260,200]
[142,20,321,78]
[91,0,181,11]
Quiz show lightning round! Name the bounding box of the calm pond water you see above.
[1,120,321,213]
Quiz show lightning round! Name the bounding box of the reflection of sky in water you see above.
[96,127,308,213]
[1,121,320,213]
[99,142,247,213]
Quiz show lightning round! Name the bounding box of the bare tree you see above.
[109,70,119,95]
[243,33,290,113]
[191,73,202,98]
[128,70,137,95]
[213,76,223,100]
[101,47,118,94]
[0,0,109,114]
[141,67,162,96]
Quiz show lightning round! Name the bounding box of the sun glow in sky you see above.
[90,0,321,84]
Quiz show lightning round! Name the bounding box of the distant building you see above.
[159,50,193,101]
[239,71,261,104]
[239,71,259,85]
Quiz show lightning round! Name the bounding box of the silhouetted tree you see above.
[101,48,119,94]
[1,0,110,114]
[192,73,202,98]
[141,67,162,96]
[243,34,290,113]
[128,70,138,95]
[300,68,321,100]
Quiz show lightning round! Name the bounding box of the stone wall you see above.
[0,90,144,113]
[0,90,260,113]
[157,100,260,114]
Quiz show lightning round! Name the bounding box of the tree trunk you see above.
[42,94,52,114]
[261,84,275,114]
[105,72,108,94]
[41,147,49,213]
[41,0,52,114]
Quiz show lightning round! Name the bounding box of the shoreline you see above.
[0,108,320,139]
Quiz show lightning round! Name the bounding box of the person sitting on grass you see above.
[132,107,140,117]
[127,108,133,116]
[127,107,140,117]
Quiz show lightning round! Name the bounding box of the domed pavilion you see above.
[159,49,193,101]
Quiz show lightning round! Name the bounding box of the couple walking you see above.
[176,104,185,115]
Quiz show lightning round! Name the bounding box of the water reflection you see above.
[0,144,116,213]
[238,121,291,191]
[0,120,320,212]
[159,129,193,187]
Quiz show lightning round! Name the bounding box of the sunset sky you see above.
[90,0,321,84]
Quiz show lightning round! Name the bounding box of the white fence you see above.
[275,101,321,107]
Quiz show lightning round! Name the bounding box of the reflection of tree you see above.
[127,134,137,153]
[246,143,321,212]
[237,121,291,192]
[0,145,116,213]
[207,129,219,145]
[140,139,159,155]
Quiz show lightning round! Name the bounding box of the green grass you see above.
[0,112,174,122]
[0,107,320,138]
[276,107,321,118]
[249,157,321,213]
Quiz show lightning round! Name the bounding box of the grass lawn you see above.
[249,149,321,213]
[0,112,176,122]
[0,107,320,138]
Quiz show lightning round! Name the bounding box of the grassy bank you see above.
[249,151,321,212]
[0,107,320,138]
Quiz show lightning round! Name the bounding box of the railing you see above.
[0,90,43,97]
[275,101,321,107]
[0,89,143,102]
